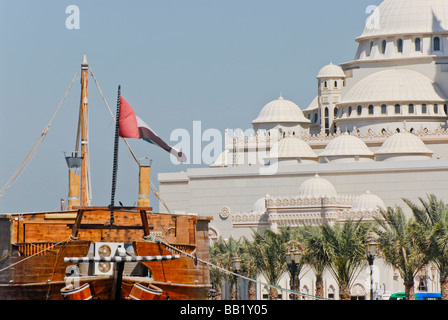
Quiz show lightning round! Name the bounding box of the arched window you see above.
[381,104,387,114]
[357,105,362,115]
[325,107,330,134]
[334,107,338,118]
[434,37,441,51]
[444,104,447,115]
[422,104,427,114]
[324,81,328,88]
[348,106,353,116]
[381,40,387,54]
[334,81,338,88]
[368,105,374,115]
[369,41,374,56]
[415,38,421,52]
[314,113,318,123]
[408,104,414,114]
[434,104,439,114]
[397,39,403,53]
[395,104,401,114]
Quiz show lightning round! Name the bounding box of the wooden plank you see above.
[72,206,153,212]
[44,213,77,220]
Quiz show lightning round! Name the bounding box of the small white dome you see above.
[277,138,318,159]
[351,191,386,212]
[298,174,337,198]
[252,96,310,124]
[375,132,433,155]
[317,62,346,79]
[340,69,448,105]
[252,197,266,213]
[319,134,374,157]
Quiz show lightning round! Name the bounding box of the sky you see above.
[0,0,381,213]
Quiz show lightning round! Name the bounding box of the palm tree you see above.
[239,237,258,300]
[374,206,428,300]
[320,220,370,300]
[209,237,241,299]
[296,225,331,299]
[404,194,448,300]
[248,227,293,300]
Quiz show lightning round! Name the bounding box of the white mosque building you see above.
[158,0,448,299]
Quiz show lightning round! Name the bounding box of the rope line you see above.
[154,237,329,300]
[0,237,71,274]
[0,68,80,199]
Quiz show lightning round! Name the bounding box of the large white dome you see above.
[252,96,310,124]
[358,0,448,40]
[340,69,448,105]
[298,174,337,198]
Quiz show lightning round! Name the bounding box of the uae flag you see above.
[118,96,187,162]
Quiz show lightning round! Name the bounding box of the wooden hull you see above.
[0,207,212,300]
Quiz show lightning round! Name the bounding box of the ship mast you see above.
[78,55,91,206]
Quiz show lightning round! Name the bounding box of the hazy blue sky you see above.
[0,0,380,212]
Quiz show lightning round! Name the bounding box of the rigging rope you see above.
[0,68,81,199]
[154,237,329,300]
[0,237,71,274]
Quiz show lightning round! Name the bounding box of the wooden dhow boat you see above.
[0,56,212,300]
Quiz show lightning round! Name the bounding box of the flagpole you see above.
[110,85,121,225]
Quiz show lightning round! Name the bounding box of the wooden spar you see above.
[67,168,80,210]
[79,55,89,207]
[137,165,151,207]
[110,85,121,225]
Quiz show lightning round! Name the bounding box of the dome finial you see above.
[279,92,284,100]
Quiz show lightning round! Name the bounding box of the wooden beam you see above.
[139,210,151,238]
[68,224,145,230]
[70,209,84,240]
